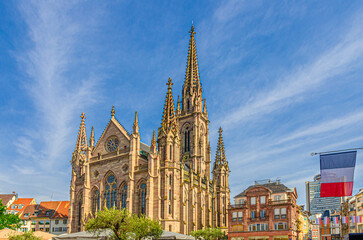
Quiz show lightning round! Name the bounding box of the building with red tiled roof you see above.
[19,201,69,235]
[0,193,17,208]
[51,201,69,235]
[7,198,36,216]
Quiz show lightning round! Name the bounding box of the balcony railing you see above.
[270,199,290,205]
[229,204,246,209]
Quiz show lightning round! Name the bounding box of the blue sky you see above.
[0,1,363,206]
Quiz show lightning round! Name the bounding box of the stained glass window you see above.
[92,190,100,214]
[105,137,119,152]
[104,174,117,208]
[139,183,147,215]
[121,185,127,209]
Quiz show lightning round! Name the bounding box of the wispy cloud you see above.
[220,13,363,128]
[15,1,100,171]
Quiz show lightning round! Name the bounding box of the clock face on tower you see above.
[182,154,189,162]
[105,136,119,152]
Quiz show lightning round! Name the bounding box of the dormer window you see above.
[11,205,17,209]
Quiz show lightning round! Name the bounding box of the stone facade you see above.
[68,25,230,235]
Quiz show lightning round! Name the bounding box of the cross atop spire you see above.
[160,78,177,134]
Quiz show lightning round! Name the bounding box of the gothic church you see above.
[68,25,230,235]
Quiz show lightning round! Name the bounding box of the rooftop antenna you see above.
[50,193,53,201]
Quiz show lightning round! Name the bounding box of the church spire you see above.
[89,126,95,148]
[75,112,88,152]
[160,78,177,134]
[184,24,201,96]
[214,127,227,169]
[133,111,139,134]
[150,130,157,153]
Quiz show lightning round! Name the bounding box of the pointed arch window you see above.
[104,174,117,208]
[184,128,190,153]
[121,184,127,209]
[139,183,147,215]
[77,195,83,227]
[92,190,100,214]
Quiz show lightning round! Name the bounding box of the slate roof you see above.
[235,182,292,198]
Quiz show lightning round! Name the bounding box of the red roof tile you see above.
[36,201,61,218]
[52,201,69,219]
[7,198,36,216]
[20,204,38,220]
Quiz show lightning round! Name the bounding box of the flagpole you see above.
[310,147,363,156]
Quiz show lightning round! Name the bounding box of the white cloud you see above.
[220,13,363,129]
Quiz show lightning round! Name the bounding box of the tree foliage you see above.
[8,232,41,240]
[191,227,226,240]
[85,208,163,240]
[0,200,22,230]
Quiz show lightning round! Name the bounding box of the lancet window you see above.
[139,183,147,215]
[121,184,127,209]
[184,128,190,152]
[92,190,100,214]
[104,174,117,208]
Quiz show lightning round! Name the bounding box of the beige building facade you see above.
[68,25,230,234]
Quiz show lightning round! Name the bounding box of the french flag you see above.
[316,218,321,225]
[342,216,348,224]
[320,151,356,197]
[333,217,339,224]
[324,217,329,226]
[357,216,362,223]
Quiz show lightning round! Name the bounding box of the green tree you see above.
[85,208,163,240]
[191,227,225,240]
[8,232,41,240]
[0,200,22,230]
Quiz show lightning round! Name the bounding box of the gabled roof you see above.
[35,201,61,218]
[93,117,131,152]
[235,182,291,198]
[0,194,16,206]
[52,201,69,219]
[7,198,36,216]
[20,204,38,220]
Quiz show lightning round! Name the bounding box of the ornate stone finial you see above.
[80,112,86,122]
[111,106,115,118]
[151,130,156,147]
[89,126,95,148]
[177,95,181,115]
[203,99,207,113]
[133,111,139,134]
[167,77,173,91]
[190,23,195,35]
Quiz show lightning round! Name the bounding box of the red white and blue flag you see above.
[357,216,362,223]
[316,218,321,224]
[333,217,339,224]
[342,216,348,224]
[320,151,356,197]
[324,217,329,226]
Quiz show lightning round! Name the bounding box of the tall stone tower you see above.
[157,77,182,231]
[212,127,230,229]
[69,113,91,233]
